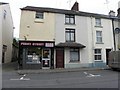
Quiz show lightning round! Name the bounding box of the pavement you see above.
[2,61,110,74]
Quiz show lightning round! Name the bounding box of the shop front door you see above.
[42,49,51,68]
[56,48,64,68]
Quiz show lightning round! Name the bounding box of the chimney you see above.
[109,10,115,17]
[71,1,79,11]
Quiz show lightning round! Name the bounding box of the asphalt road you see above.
[2,69,120,88]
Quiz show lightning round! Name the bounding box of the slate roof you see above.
[0,2,8,5]
[55,42,86,48]
[21,6,116,19]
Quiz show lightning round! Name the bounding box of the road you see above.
[2,69,119,88]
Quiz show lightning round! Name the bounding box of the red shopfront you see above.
[19,41,55,69]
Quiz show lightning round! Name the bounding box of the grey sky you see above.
[1,0,120,38]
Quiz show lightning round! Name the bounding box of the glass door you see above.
[42,48,51,68]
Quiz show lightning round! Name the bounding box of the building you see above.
[19,2,115,69]
[0,2,13,64]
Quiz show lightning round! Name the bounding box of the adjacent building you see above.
[0,2,13,64]
[19,2,116,69]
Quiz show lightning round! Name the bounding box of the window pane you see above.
[70,18,74,24]
[70,49,79,62]
[65,17,69,23]
[65,15,75,24]
[65,32,70,41]
[95,55,101,60]
[96,18,101,26]
[71,33,75,41]
[26,47,42,64]
[95,49,101,54]
[96,31,101,36]
[36,12,43,19]
[96,31,102,43]
[65,29,75,42]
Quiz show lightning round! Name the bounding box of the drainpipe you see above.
[109,10,116,51]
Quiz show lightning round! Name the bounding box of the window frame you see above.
[95,18,102,27]
[70,48,80,62]
[65,28,75,42]
[65,14,75,24]
[96,31,103,43]
[35,12,44,19]
[94,49,102,61]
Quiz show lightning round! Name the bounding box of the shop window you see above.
[26,47,42,64]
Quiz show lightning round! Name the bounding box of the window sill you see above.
[34,19,44,23]
[95,25,103,28]
[94,60,103,62]
[69,61,80,63]
[96,42,104,44]
[65,23,76,25]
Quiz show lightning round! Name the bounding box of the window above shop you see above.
[35,12,44,19]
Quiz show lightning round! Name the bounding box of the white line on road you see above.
[10,74,30,81]
[86,74,101,77]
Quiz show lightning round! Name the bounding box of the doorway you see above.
[106,49,111,65]
[42,48,51,69]
[56,48,64,68]
[2,52,5,63]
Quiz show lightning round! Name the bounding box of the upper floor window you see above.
[94,49,102,61]
[65,28,75,42]
[65,14,75,24]
[35,12,44,19]
[95,18,101,26]
[96,31,102,43]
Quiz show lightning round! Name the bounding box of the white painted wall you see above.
[55,14,90,68]
[55,13,114,68]
[1,4,13,63]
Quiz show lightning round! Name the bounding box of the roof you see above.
[0,2,8,5]
[21,6,115,19]
[55,42,86,48]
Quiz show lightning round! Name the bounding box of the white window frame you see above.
[70,48,79,62]
[35,12,44,19]
[95,18,101,26]
[96,31,103,43]
[94,49,102,61]
[65,14,75,24]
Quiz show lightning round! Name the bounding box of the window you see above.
[35,12,44,19]
[95,18,101,26]
[65,14,75,24]
[26,47,42,64]
[65,29,75,42]
[96,31,102,43]
[70,48,79,62]
[94,49,102,61]
[3,10,7,19]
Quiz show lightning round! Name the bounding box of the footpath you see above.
[2,61,110,74]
